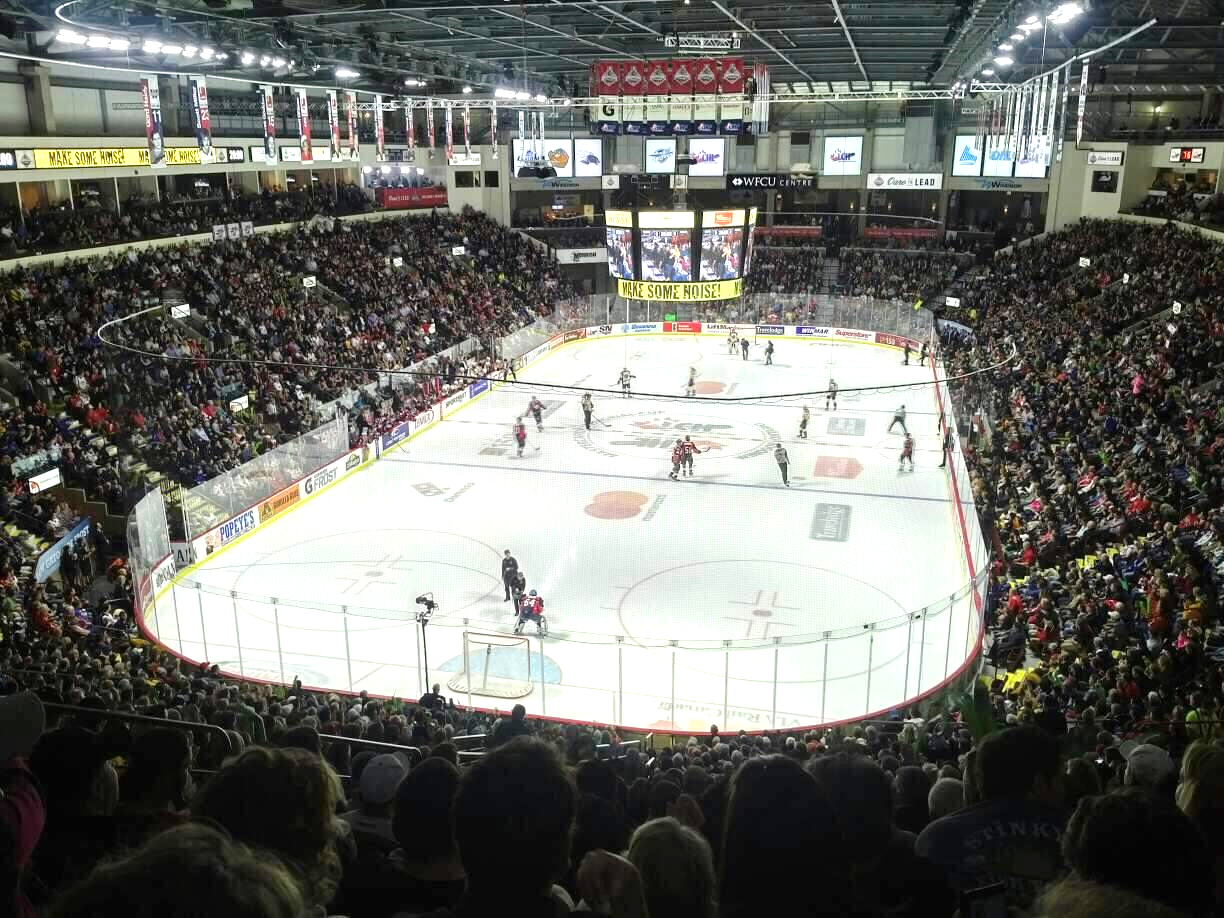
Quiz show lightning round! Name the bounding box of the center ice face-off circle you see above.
[578,409,777,461]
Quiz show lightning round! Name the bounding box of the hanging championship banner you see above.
[1014,88,1028,158]
[670,60,694,135]
[444,102,454,162]
[1033,76,1047,145]
[374,94,386,160]
[140,74,166,168]
[622,61,648,135]
[491,102,499,159]
[1045,69,1059,166]
[326,90,341,160]
[751,61,770,136]
[187,74,214,163]
[462,103,472,157]
[345,90,357,160]
[406,97,416,151]
[1056,67,1071,162]
[426,99,436,149]
[1076,62,1089,146]
[260,84,276,163]
[692,58,719,135]
[294,88,313,164]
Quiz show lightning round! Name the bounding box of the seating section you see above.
[1,216,1223,918]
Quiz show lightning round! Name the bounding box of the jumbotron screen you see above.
[604,208,754,289]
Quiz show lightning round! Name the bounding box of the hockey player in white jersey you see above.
[685,367,699,397]
[615,368,635,398]
[727,329,739,355]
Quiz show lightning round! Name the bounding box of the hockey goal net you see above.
[445,631,534,699]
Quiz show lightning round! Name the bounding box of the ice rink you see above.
[156,331,983,732]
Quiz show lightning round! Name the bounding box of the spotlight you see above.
[182,45,197,58]
[200,47,214,59]
[260,55,271,66]
[462,85,473,94]
[241,51,255,64]
[981,68,995,76]
[534,93,547,103]
[56,29,87,44]
[336,67,359,79]
[108,37,130,50]
[142,40,162,53]
[998,43,1013,51]
[86,34,110,48]
[272,56,286,68]
[215,51,228,60]
[161,44,182,55]
[994,55,1013,66]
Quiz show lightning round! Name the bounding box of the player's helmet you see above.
[685,435,692,441]
[676,438,683,445]
[516,416,522,422]
[530,589,538,596]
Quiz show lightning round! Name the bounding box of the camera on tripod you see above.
[415,592,438,624]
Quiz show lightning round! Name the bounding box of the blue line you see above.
[385,456,953,505]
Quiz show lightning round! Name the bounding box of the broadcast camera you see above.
[415,592,438,624]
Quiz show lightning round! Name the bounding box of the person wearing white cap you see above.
[341,753,408,845]
[1121,742,1177,798]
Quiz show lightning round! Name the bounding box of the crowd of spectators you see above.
[0,185,370,258]
[743,246,827,294]
[840,247,964,300]
[0,208,566,517]
[4,214,1224,918]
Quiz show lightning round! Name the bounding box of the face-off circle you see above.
[578,409,774,460]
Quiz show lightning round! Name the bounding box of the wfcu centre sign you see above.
[617,278,744,301]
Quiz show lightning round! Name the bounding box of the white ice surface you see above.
[156,334,978,732]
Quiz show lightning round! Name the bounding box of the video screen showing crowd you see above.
[640,229,693,282]
[699,227,744,281]
[606,227,635,280]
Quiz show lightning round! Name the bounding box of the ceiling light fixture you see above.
[56,29,88,44]
[271,56,286,68]
[462,85,473,94]
[335,67,359,79]
[182,45,197,58]
[533,93,547,103]
[1010,32,1024,40]
[161,44,182,55]
[200,47,214,59]
[86,33,110,48]
[241,51,255,64]
[260,55,271,66]
[981,68,995,76]
[998,42,1013,50]
[108,37,129,50]
[216,51,228,60]
[514,91,529,100]
[142,40,162,53]
[994,55,1013,66]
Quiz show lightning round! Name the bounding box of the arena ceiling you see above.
[20,0,1224,97]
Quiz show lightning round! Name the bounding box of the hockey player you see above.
[513,417,527,458]
[888,404,908,435]
[616,368,635,398]
[727,329,739,355]
[798,406,810,439]
[774,443,790,487]
[580,392,594,430]
[764,341,775,366]
[939,426,955,468]
[510,569,527,613]
[825,378,838,411]
[903,342,912,366]
[740,337,750,361]
[919,341,930,367]
[669,438,684,480]
[528,396,545,432]
[680,434,704,477]
[514,589,546,635]
[899,432,915,471]
[685,367,699,397]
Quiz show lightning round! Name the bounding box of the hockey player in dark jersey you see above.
[764,341,774,365]
[740,337,750,361]
[528,397,545,432]
[680,435,704,477]
[513,417,527,458]
[669,438,684,480]
[899,432,915,471]
[798,406,810,439]
[581,392,594,430]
